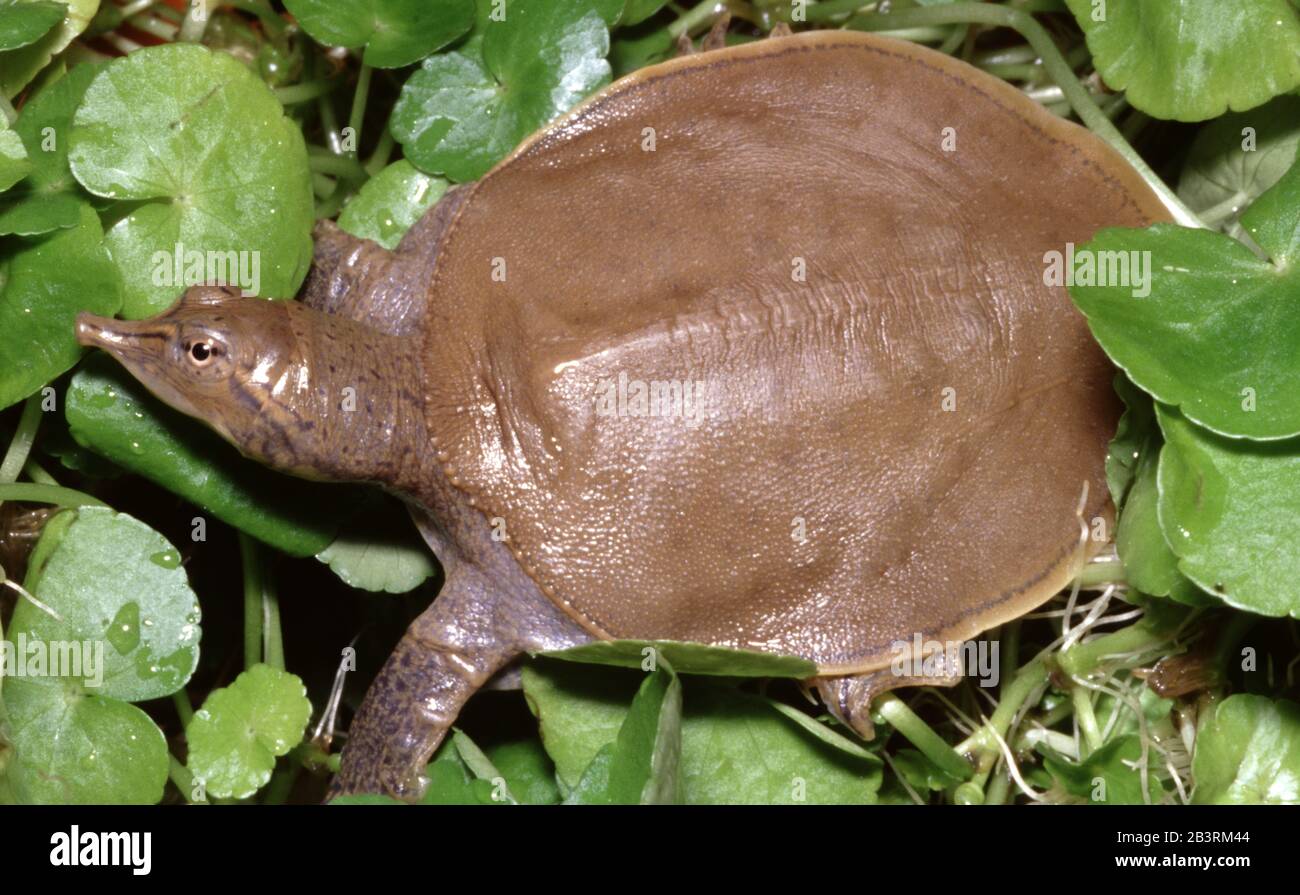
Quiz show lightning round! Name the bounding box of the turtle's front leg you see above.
[329,562,588,801]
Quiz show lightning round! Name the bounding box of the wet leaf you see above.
[0,677,168,804]
[1193,694,1300,804]
[0,0,64,51]
[1070,149,1300,440]
[9,506,201,701]
[392,0,610,181]
[1066,0,1300,121]
[315,494,436,593]
[0,61,98,237]
[186,663,312,799]
[1156,404,1300,617]
[0,203,121,410]
[68,44,314,317]
[1178,95,1300,233]
[0,0,96,98]
[284,0,474,68]
[336,159,447,250]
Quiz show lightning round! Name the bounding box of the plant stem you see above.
[0,92,16,126]
[0,484,108,508]
[22,460,57,486]
[668,0,727,37]
[262,568,284,671]
[0,394,43,490]
[956,654,1050,773]
[274,80,338,105]
[1057,618,1172,679]
[1076,558,1125,589]
[309,152,367,179]
[364,129,395,176]
[839,3,1204,228]
[178,0,211,43]
[1072,686,1103,754]
[173,688,194,728]
[875,693,974,781]
[124,13,178,41]
[228,0,287,39]
[239,533,263,669]
[119,0,160,17]
[348,64,372,156]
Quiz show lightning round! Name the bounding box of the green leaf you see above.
[0,0,95,98]
[392,0,611,182]
[9,506,201,701]
[1193,694,1300,804]
[891,748,965,792]
[1156,404,1300,617]
[1065,0,1300,121]
[1040,735,1164,804]
[66,354,359,557]
[604,661,681,804]
[0,62,98,237]
[0,506,190,804]
[539,639,817,678]
[522,660,881,804]
[0,203,121,410]
[284,0,474,68]
[315,493,436,593]
[484,739,560,805]
[0,677,168,804]
[1178,95,1300,233]
[1115,428,1216,607]
[186,663,312,799]
[336,159,447,250]
[617,0,667,27]
[0,122,29,193]
[1070,151,1300,440]
[1105,374,1156,508]
[68,43,314,317]
[0,0,64,51]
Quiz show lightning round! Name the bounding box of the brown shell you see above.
[420,32,1168,673]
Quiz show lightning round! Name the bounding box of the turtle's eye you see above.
[185,338,219,367]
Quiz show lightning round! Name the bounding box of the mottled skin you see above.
[75,31,1169,801]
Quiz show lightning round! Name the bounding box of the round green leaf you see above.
[392,0,611,182]
[314,494,436,593]
[337,159,447,250]
[9,506,201,701]
[0,203,121,410]
[1041,734,1165,804]
[0,61,98,237]
[0,0,96,98]
[66,354,356,557]
[186,664,312,799]
[68,43,314,317]
[1070,152,1300,440]
[1066,0,1300,121]
[1157,405,1300,617]
[1178,95,1300,232]
[1193,694,1300,804]
[284,0,474,68]
[0,0,64,51]
[1,677,168,804]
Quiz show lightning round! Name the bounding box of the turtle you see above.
[74,29,1169,800]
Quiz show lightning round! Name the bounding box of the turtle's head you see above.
[75,285,416,484]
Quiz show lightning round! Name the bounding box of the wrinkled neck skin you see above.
[248,304,432,502]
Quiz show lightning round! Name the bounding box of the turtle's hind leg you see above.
[329,562,588,801]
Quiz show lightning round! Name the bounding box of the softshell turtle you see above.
[75,30,1169,799]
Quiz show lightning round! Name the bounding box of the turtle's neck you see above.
[242,302,432,500]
